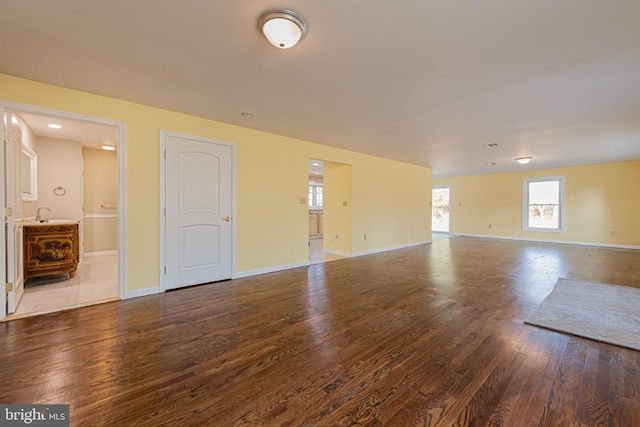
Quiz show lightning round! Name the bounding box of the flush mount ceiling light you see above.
[48,123,62,129]
[101,143,115,151]
[515,157,532,164]
[258,9,307,49]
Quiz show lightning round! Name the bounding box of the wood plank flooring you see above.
[1,236,640,426]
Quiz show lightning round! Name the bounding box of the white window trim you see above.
[522,176,566,233]
[308,184,323,209]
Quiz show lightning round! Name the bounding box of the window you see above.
[308,185,323,209]
[523,176,565,232]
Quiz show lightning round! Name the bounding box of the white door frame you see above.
[432,185,452,233]
[1,110,7,319]
[3,111,16,314]
[158,130,237,291]
[0,100,127,316]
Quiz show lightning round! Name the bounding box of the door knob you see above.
[223,217,231,222]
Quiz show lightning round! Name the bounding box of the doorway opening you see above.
[308,159,351,264]
[432,186,451,233]
[308,159,326,264]
[2,103,125,321]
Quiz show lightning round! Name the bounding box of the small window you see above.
[308,185,323,209]
[523,176,565,232]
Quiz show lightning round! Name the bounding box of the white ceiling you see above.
[309,160,324,176]
[1,1,639,177]
[15,112,117,149]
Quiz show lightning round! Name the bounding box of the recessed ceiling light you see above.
[515,157,532,164]
[483,143,500,148]
[101,144,115,151]
[48,123,62,129]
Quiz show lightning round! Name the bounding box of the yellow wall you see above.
[433,161,640,246]
[323,161,352,254]
[1,74,432,291]
[83,147,118,252]
[352,156,432,252]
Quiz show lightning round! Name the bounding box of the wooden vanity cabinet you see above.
[24,222,80,280]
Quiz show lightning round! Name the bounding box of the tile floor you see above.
[11,253,119,318]
[309,237,347,264]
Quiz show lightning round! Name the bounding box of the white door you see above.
[164,134,233,289]
[2,111,18,315]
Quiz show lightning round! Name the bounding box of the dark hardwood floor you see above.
[2,236,640,426]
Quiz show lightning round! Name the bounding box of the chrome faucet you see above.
[36,206,51,222]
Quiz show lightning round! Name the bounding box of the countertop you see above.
[23,220,80,226]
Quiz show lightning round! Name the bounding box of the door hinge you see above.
[164,266,167,274]
[4,207,13,218]
[6,282,13,292]
[164,208,166,216]
[164,150,167,159]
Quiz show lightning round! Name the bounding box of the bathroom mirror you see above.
[21,144,37,201]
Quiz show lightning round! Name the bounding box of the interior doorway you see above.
[308,159,325,264]
[432,186,451,233]
[308,159,351,264]
[1,102,125,321]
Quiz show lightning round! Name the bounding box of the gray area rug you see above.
[525,277,640,351]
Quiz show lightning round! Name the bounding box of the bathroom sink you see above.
[27,219,78,225]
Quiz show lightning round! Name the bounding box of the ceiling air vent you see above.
[482,143,500,148]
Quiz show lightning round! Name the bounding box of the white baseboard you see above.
[323,248,352,257]
[234,260,311,279]
[83,250,118,257]
[124,286,160,299]
[455,233,640,250]
[341,240,430,258]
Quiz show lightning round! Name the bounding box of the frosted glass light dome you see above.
[258,9,307,49]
